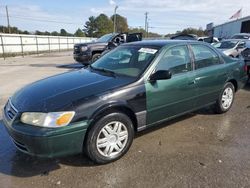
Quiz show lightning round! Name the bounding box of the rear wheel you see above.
[85,112,134,164]
[214,82,235,114]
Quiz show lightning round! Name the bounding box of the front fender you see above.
[90,100,135,122]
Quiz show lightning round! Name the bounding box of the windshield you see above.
[91,46,159,77]
[212,41,238,49]
[96,34,114,43]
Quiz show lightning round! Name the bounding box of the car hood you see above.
[11,69,135,112]
[218,48,232,51]
[219,48,234,55]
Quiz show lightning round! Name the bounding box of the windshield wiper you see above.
[89,65,116,77]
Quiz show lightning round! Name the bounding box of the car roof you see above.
[222,39,248,42]
[233,33,250,36]
[122,40,202,48]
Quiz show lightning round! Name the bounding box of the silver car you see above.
[212,39,248,58]
[232,33,250,40]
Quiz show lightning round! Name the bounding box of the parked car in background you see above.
[3,40,248,164]
[212,39,248,58]
[198,36,220,44]
[232,33,250,40]
[241,41,250,78]
[73,33,142,64]
[171,34,219,44]
[170,34,198,40]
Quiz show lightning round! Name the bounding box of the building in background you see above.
[207,15,250,39]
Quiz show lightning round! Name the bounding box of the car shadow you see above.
[56,62,85,69]
[0,107,216,177]
[28,62,85,69]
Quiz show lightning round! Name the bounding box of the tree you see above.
[21,30,30,34]
[128,27,161,38]
[60,29,68,36]
[51,31,60,36]
[177,27,207,37]
[111,14,128,33]
[84,16,97,37]
[74,28,85,37]
[94,14,113,37]
[35,30,44,35]
[44,31,51,36]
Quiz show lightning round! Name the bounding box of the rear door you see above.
[145,45,197,125]
[189,44,228,108]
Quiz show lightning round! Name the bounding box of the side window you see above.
[156,45,192,75]
[191,44,221,69]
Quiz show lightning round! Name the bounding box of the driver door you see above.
[145,45,197,125]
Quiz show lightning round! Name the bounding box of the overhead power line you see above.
[0,13,82,25]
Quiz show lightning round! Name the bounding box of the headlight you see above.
[81,46,88,51]
[21,111,75,128]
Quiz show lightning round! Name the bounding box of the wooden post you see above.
[20,36,24,57]
[58,37,60,52]
[35,36,39,55]
[48,37,51,53]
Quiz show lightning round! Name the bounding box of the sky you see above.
[0,0,249,35]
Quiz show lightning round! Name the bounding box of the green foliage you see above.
[51,31,60,36]
[84,16,98,37]
[35,30,44,35]
[94,14,113,37]
[128,27,161,38]
[181,27,207,36]
[110,14,128,33]
[74,28,85,37]
[166,27,208,37]
[60,29,68,36]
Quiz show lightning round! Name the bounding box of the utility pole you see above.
[113,5,118,33]
[6,6,11,33]
[145,12,148,38]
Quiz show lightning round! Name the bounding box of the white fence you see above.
[0,33,95,59]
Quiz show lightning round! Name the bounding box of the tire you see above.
[91,53,101,63]
[214,82,235,114]
[85,112,134,164]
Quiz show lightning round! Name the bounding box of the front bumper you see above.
[2,111,89,158]
[73,52,91,63]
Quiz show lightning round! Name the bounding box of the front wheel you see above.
[214,82,235,114]
[85,112,134,164]
[91,53,101,63]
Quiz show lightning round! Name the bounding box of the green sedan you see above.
[2,40,248,164]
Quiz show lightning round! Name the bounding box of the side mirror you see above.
[149,70,172,81]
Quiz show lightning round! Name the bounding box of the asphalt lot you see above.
[0,52,250,188]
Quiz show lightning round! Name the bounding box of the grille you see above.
[4,100,18,121]
[74,46,80,54]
